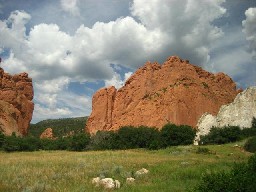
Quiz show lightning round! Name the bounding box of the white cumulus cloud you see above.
[60,0,80,16]
[243,7,256,59]
[0,1,238,122]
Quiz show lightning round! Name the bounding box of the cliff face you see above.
[195,87,256,145]
[86,56,240,134]
[0,67,34,136]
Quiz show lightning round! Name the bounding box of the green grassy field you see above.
[0,141,252,192]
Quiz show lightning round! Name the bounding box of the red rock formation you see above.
[40,128,54,139]
[86,56,240,134]
[0,67,34,136]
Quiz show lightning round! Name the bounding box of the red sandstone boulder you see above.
[86,56,240,134]
[40,128,54,139]
[0,67,34,136]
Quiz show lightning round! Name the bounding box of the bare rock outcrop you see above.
[86,56,240,134]
[40,128,54,139]
[194,87,256,145]
[0,67,34,136]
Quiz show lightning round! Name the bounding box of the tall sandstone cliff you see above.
[86,56,240,134]
[0,67,34,136]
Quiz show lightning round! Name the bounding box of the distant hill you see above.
[29,117,87,138]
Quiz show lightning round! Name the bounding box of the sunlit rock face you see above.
[0,67,34,136]
[86,56,240,134]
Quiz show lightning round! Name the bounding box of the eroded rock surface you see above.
[195,87,256,145]
[0,67,34,136]
[40,128,54,139]
[86,56,240,134]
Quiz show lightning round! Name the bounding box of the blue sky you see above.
[0,0,255,123]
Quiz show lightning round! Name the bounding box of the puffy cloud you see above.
[242,7,256,59]
[60,0,80,16]
[208,26,256,88]
[35,77,70,94]
[0,1,231,122]
[33,104,72,122]
[104,70,133,89]
[33,87,91,122]
[1,0,227,80]
[0,10,30,54]
[104,72,123,89]
[124,72,133,82]
[130,0,226,66]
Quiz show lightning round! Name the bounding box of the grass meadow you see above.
[0,140,252,192]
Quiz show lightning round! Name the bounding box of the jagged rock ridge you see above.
[0,67,34,136]
[195,87,256,145]
[86,56,240,134]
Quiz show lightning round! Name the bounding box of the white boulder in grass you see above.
[92,177,121,189]
[115,180,121,189]
[126,177,135,184]
[135,168,149,176]
[99,178,115,189]
[91,177,100,186]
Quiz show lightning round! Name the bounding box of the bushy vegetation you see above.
[195,153,256,192]
[69,133,91,151]
[88,124,196,150]
[161,123,196,147]
[252,117,256,128]
[29,117,87,138]
[1,123,197,152]
[88,131,119,150]
[0,132,4,148]
[200,118,256,145]
[1,132,91,152]
[196,147,211,154]
[244,136,256,153]
[116,126,161,149]
[200,126,242,144]
[88,126,160,151]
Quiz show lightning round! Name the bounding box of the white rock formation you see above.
[99,178,115,189]
[126,177,135,184]
[194,87,256,145]
[114,180,121,189]
[92,177,121,189]
[92,177,100,187]
[135,168,149,176]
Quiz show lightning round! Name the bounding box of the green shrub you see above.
[201,126,242,145]
[196,147,211,154]
[40,139,58,150]
[241,127,256,138]
[117,126,160,149]
[195,153,256,192]
[2,134,21,152]
[3,134,41,152]
[244,136,256,153]
[160,123,196,147]
[88,131,118,150]
[55,137,71,150]
[19,136,41,151]
[252,117,256,128]
[69,133,90,151]
[0,132,5,148]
